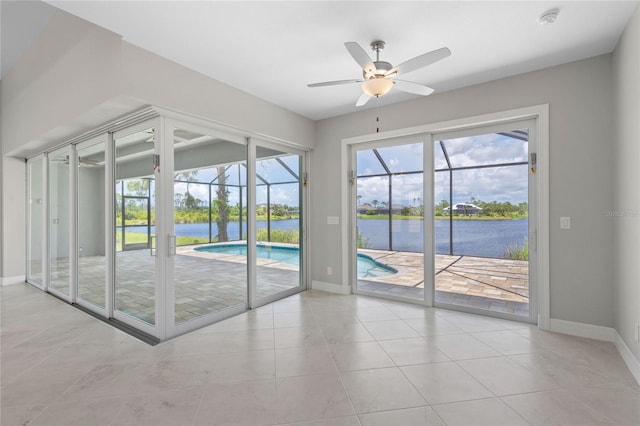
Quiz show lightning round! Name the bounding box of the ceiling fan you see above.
[307,41,451,106]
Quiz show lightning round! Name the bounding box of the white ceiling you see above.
[7,1,640,120]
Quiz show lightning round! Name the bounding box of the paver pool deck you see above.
[42,246,529,323]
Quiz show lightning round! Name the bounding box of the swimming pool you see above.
[194,243,397,278]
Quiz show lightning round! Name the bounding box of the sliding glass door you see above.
[353,138,426,302]
[48,146,71,300]
[76,136,107,312]
[433,123,536,321]
[25,110,308,340]
[349,118,537,323]
[27,156,45,288]
[254,144,305,303]
[113,123,159,330]
[167,124,249,330]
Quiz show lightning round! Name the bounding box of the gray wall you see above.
[312,54,615,328]
[613,6,640,362]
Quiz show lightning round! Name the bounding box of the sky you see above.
[357,132,529,206]
[137,132,529,209]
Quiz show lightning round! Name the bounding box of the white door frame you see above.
[341,105,550,329]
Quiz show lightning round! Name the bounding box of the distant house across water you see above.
[443,203,483,216]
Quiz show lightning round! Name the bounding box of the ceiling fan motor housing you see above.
[364,61,393,79]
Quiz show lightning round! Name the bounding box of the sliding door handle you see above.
[168,235,176,257]
[150,236,156,256]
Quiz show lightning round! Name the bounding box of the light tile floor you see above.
[2,284,638,426]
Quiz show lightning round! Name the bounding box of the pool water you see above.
[194,243,397,278]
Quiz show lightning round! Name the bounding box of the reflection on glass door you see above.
[48,146,71,298]
[255,146,303,301]
[433,128,532,319]
[170,128,248,325]
[76,137,107,310]
[114,126,157,326]
[122,196,151,250]
[354,142,424,301]
[27,157,45,287]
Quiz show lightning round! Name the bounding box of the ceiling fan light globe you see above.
[362,78,394,97]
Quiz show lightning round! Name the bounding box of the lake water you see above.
[126,218,528,259]
[358,218,528,258]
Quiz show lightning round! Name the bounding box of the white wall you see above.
[120,43,315,150]
[613,6,640,363]
[2,156,26,278]
[312,54,615,328]
[1,11,122,156]
[0,8,315,280]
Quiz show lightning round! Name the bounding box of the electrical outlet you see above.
[327,266,333,276]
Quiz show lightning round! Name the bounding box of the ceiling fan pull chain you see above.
[376,95,380,133]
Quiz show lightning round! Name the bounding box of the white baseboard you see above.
[615,332,640,385]
[549,318,616,342]
[311,280,351,295]
[1,275,25,286]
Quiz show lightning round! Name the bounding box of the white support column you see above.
[247,138,257,308]
[105,132,114,318]
[69,145,78,303]
[423,133,434,306]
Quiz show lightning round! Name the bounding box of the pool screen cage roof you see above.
[171,155,301,243]
[356,130,529,254]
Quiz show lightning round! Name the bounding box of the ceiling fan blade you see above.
[389,47,451,76]
[345,42,375,74]
[307,79,362,88]
[393,80,435,96]
[355,92,372,107]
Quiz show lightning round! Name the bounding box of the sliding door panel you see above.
[27,157,45,287]
[170,127,248,326]
[76,137,107,310]
[433,126,533,320]
[48,146,71,299]
[254,147,304,301]
[355,141,425,301]
[114,127,157,326]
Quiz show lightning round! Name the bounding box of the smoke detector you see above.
[539,9,559,25]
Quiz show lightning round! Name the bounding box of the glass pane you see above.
[77,138,106,308]
[440,129,528,168]
[356,175,389,250]
[434,141,448,170]
[27,158,44,285]
[255,154,299,184]
[434,171,452,256]
[356,150,386,176]
[173,129,248,325]
[435,129,529,318]
[255,150,302,300]
[115,127,156,326]
[356,142,424,301]
[376,143,423,173]
[48,146,71,296]
[391,173,423,252]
